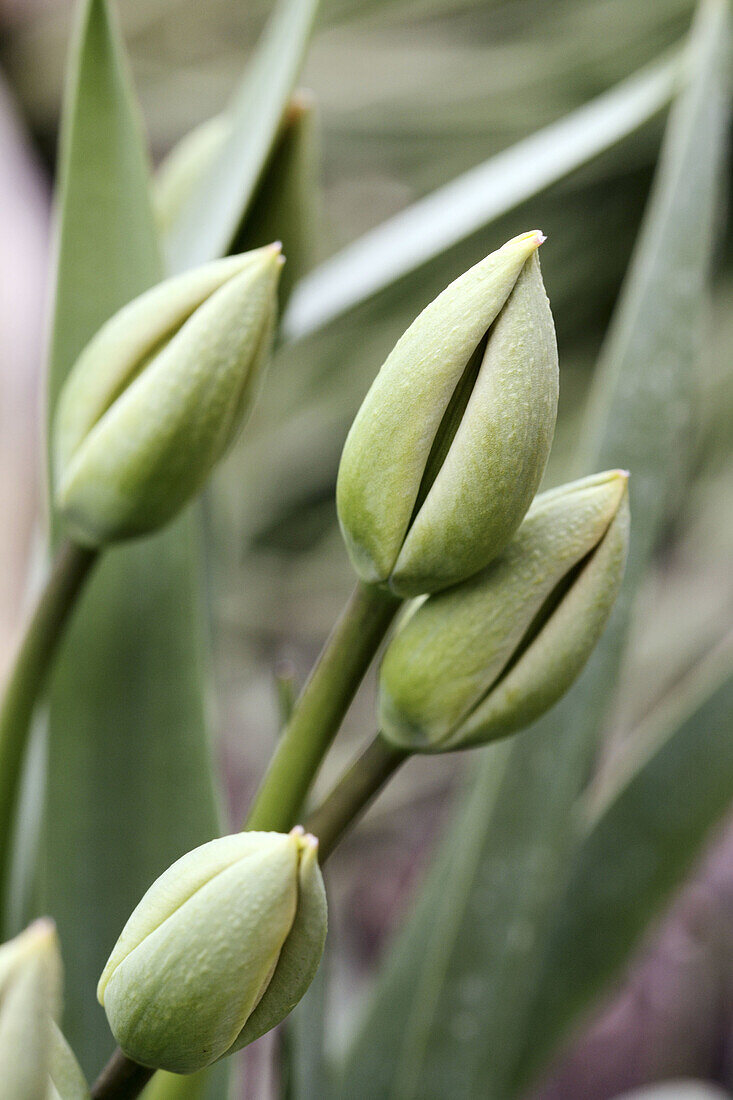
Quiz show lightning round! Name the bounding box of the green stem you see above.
[0,539,97,921]
[305,734,409,861]
[90,1049,154,1099]
[94,584,402,1100]
[245,581,400,832]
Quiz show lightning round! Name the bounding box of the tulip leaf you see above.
[38,0,220,1076]
[343,1,729,1096]
[283,48,681,341]
[164,0,320,274]
[281,946,332,1100]
[515,642,733,1090]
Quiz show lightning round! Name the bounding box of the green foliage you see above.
[518,642,733,1088]
[283,50,681,341]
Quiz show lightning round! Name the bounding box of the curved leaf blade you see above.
[517,642,733,1089]
[283,50,680,341]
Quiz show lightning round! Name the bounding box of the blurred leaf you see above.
[164,0,320,274]
[49,1022,90,1100]
[283,48,681,340]
[517,640,733,1087]
[38,0,220,1077]
[343,1,729,1096]
[342,740,514,1098]
[44,2,159,440]
[280,947,331,1100]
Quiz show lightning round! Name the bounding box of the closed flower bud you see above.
[379,470,630,751]
[155,114,230,239]
[157,94,319,308]
[98,829,327,1074]
[336,231,558,597]
[48,1024,89,1100]
[0,919,62,1099]
[53,246,282,546]
[234,93,320,309]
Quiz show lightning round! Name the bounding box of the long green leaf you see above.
[283,49,681,341]
[344,741,514,1099]
[39,0,220,1076]
[164,0,319,274]
[281,945,331,1100]
[516,641,733,1088]
[343,2,729,1096]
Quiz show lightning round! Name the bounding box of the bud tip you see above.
[287,89,315,119]
[290,825,319,851]
[26,917,56,943]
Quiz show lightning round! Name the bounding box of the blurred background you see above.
[0,0,731,1096]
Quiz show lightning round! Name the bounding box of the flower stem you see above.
[90,1049,154,1099]
[245,581,400,832]
[305,734,409,860]
[93,584,402,1100]
[0,538,97,924]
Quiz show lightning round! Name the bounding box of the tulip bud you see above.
[48,1023,89,1100]
[156,93,319,308]
[234,93,320,309]
[155,115,229,239]
[98,829,327,1074]
[53,246,282,546]
[0,919,62,1098]
[379,470,629,751]
[336,231,558,597]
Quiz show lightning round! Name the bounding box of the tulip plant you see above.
[2,212,629,1093]
[0,0,729,1098]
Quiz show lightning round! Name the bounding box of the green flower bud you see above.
[48,1023,89,1100]
[98,829,327,1074]
[336,231,558,597]
[156,92,319,309]
[154,115,230,239]
[234,92,320,309]
[53,246,282,546]
[379,470,629,751]
[0,919,62,1099]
